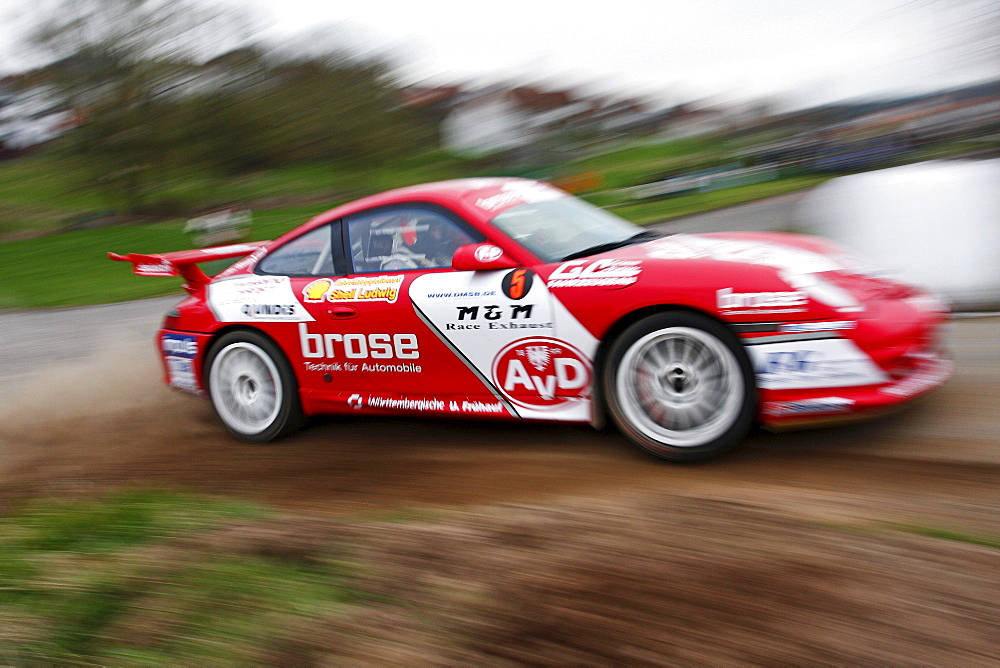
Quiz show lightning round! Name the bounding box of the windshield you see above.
[490,196,645,263]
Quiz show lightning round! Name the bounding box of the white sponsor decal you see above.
[136,262,174,276]
[764,397,854,417]
[778,321,857,333]
[475,180,563,212]
[548,259,642,288]
[647,235,862,311]
[299,324,419,360]
[302,361,422,373]
[302,275,404,304]
[354,394,510,415]
[165,356,200,392]
[748,338,889,390]
[880,360,953,398]
[199,243,258,255]
[717,287,808,311]
[208,275,314,322]
[474,244,504,263]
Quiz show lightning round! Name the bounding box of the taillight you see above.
[163,306,181,329]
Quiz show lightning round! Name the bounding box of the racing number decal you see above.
[502,269,532,300]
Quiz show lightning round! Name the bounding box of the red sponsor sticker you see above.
[491,337,591,409]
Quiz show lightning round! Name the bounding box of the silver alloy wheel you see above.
[209,341,283,436]
[615,326,744,448]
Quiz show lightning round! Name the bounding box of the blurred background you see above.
[0,0,1000,228]
[0,0,996,307]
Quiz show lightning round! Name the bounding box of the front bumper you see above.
[759,352,954,429]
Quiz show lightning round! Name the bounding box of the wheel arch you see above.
[201,325,295,386]
[590,303,750,429]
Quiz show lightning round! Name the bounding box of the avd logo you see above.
[491,337,590,409]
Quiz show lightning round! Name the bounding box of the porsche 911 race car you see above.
[110,178,953,461]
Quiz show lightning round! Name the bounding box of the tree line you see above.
[21,0,433,214]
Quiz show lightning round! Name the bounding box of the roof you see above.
[293,178,563,237]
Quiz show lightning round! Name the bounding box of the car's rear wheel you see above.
[604,312,756,461]
[205,330,304,442]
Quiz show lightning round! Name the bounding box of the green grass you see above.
[0,153,110,236]
[0,490,370,664]
[0,203,333,309]
[566,136,725,190]
[884,522,1000,550]
[604,175,833,225]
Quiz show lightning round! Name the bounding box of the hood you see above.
[630,231,916,315]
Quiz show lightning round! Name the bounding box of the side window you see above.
[257,225,336,276]
[347,208,479,273]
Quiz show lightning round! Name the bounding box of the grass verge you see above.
[595,174,832,224]
[0,490,367,665]
[883,522,1000,549]
[0,204,332,309]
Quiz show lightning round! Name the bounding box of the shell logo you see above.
[302,278,333,302]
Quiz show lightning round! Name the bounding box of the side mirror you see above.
[452,243,518,271]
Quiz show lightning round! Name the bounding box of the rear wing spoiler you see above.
[108,241,270,289]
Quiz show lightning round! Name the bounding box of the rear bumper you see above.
[159,329,214,396]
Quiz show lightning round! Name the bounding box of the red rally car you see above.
[110,178,953,461]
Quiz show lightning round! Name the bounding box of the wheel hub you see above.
[662,365,695,394]
[237,374,259,405]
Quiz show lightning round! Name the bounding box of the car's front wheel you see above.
[604,312,756,461]
[205,330,304,442]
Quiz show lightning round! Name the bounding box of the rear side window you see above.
[257,225,336,276]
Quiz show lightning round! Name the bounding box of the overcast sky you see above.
[3,0,998,110]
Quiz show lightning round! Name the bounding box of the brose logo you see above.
[299,323,418,360]
[491,337,591,409]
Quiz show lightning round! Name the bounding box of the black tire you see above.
[204,330,305,442]
[603,311,756,462]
